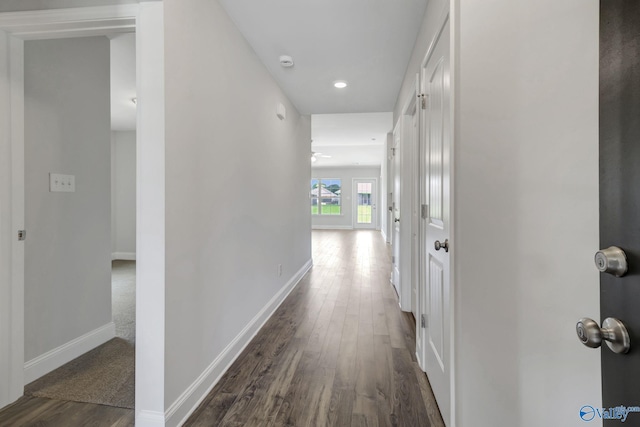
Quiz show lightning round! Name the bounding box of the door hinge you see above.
[421,314,427,328]
[18,230,26,241]
[421,204,429,219]
[420,93,427,109]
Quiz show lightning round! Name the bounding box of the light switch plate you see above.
[50,173,75,192]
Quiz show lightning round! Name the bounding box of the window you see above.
[310,178,341,215]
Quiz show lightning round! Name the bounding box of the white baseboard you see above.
[311,225,353,230]
[112,252,136,261]
[24,322,115,384]
[136,410,166,427]
[165,259,313,427]
[380,229,387,242]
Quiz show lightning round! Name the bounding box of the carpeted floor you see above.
[24,261,136,409]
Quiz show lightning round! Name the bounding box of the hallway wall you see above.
[24,37,113,366]
[163,0,312,422]
[397,0,601,426]
[110,131,136,259]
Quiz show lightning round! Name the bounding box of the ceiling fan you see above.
[311,151,331,162]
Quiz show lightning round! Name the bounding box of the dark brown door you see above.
[600,1,640,425]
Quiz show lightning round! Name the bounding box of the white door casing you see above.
[412,107,419,317]
[0,6,167,424]
[391,125,401,296]
[419,15,451,427]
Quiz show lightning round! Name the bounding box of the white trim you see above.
[311,225,353,230]
[136,411,166,427]
[165,259,313,427]
[0,5,137,40]
[421,3,451,69]
[381,228,387,242]
[23,322,115,384]
[112,252,136,261]
[135,2,166,423]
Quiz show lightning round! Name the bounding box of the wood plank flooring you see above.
[0,230,444,427]
[185,230,444,427]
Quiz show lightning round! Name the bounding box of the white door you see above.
[353,179,377,229]
[391,127,401,293]
[419,17,451,426]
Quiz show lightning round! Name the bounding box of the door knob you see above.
[394,218,400,222]
[434,239,449,252]
[595,246,628,277]
[576,317,630,354]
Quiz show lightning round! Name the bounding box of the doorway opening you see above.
[20,32,137,410]
[0,5,165,421]
[353,178,378,229]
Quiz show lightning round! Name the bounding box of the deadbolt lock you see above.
[576,317,630,354]
[595,246,628,277]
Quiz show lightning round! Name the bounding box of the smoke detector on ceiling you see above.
[279,55,294,68]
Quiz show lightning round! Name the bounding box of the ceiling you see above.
[217,0,428,115]
[311,113,392,168]
[216,1,425,167]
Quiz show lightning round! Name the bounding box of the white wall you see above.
[163,0,312,422]
[311,166,381,229]
[24,37,112,362]
[396,1,601,426]
[111,131,136,259]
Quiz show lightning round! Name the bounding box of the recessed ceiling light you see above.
[334,81,348,89]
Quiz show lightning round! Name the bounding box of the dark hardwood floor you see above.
[0,230,444,427]
[184,230,444,427]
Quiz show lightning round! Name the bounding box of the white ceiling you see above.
[311,113,392,168]
[110,33,136,131]
[217,0,428,115]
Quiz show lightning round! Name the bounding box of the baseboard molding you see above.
[24,322,115,384]
[380,228,387,242]
[165,259,313,427]
[311,225,353,230]
[136,410,166,427]
[112,252,136,261]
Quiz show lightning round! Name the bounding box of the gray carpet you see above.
[24,260,136,409]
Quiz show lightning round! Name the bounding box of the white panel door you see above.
[420,17,451,427]
[391,127,401,293]
[353,179,377,229]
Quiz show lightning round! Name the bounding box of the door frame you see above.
[400,75,420,317]
[417,6,455,426]
[0,4,167,423]
[352,177,378,229]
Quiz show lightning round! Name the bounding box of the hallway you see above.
[185,230,444,427]
[0,230,443,426]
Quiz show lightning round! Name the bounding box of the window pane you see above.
[357,182,372,224]
[311,179,319,215]
[320,179,341,215]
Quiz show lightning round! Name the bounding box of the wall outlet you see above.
[277,264,282,277]
[50,173,75,192]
